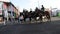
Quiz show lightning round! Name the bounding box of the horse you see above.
[34,8,51,22]
[44,11,51,22]
[22,8,51,23]
[39,10,51,22]
[23,10,31,22]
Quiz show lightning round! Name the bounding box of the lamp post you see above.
[38,0,40,9]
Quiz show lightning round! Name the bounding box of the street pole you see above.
[50,7,52,22]
[38,0,40,9]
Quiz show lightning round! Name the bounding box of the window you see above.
[8,11,11,13]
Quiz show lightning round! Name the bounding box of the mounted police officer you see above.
[41,5,45,12]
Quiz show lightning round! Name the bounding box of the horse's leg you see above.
[46,15,50,22]
[9,18,11,21]
[18,18,20,22]
[48,15,51,22]
[40,15,43,23]
[29,17,31,21]
[24,18,26,21]
[24,17,26,24]
[35,17,37,23]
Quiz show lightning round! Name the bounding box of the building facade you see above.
[0,1,20,23]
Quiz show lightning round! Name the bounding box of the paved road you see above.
[0,20,60,34]
[0,17,60,34]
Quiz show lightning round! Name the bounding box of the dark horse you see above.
[44,11,51,21]
[38,10,51,22]
[23,8,51,23]
[33,7,51,22]
[23,10,31,22]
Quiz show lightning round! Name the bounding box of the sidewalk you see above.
[51,17,60,21]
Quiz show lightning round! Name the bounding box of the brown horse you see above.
[44,11,51,22]
[39,11,51,22]
[34,8,51,22]
[22,8,51,23]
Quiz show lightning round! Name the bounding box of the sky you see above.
[3,0,60,12]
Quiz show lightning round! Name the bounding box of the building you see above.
[51,8,58,17]
[0,1,20,23]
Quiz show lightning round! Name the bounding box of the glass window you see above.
[8,11,11,13]
[0,2,3,10]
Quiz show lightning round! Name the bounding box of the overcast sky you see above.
[6,0,60,12]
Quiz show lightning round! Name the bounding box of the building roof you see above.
[0,0,10,2]
[0,1,18,11]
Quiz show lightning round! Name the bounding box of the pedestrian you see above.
[19,15,24,24]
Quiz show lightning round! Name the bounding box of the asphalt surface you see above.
[0,17,60,34]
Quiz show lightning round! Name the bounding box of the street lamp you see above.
[38,0,40,9]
